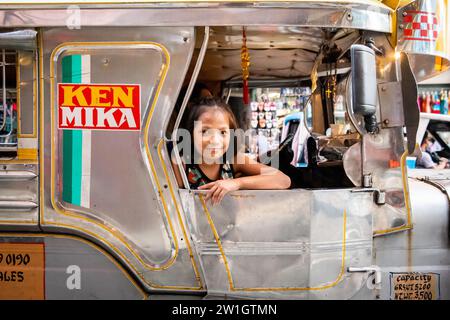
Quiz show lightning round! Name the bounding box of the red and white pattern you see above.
[403,10,439,42]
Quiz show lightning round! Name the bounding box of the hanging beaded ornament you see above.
[241,27,250,104]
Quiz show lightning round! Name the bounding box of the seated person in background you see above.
[425,136,444,164]
[417,133,448,169]
[427,137,443,153]
[171,97,291,205]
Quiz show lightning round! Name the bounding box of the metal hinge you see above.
[351,188,386,205]
[348,266,381,286]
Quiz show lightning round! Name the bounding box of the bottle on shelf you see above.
[425,91,432,113]
[432,91,440,114]
[418,93,423,112]
[441,90,449,115]
[421,92,427,112]
[431,91,435,111]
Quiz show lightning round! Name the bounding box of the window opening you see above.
[0,49,18,158]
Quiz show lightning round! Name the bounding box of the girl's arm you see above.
[232,154,291,190]
[199,154,291,205]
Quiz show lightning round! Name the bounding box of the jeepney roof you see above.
[0,0,391,6]
[0,0,393,32]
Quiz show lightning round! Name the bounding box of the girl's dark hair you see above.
[184,97,238,133]
[181,97,239,164]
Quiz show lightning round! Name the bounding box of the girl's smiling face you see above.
[193,108,231,163]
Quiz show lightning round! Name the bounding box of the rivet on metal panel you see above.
[383,119,389,125]
[381,86,387,92]
[346,12,353,21]
[399,24,404,30]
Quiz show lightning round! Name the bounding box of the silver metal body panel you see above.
[343,32,413,235]
[0,163,39,230]
[374,177,450,300]
[0,2,391,32]
[397,0,450,62]
[364,127,411,234]
[40,27,205,292]
[409,168,450,181]
[0,1,447,300]
[179,189,373,299]
[0,233,147,299]
[397,0,450,82]
[0,29,37,50]
[344,130,411,235]
[378,82,405,129]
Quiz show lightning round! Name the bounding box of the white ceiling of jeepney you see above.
[196,26,360,81]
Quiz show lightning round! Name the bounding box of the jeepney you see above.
[0,0,449,300]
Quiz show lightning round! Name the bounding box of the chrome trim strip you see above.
[172,26,209,190]
[0,200,38,210]
[0,5,391,32]
[0,170,37,180]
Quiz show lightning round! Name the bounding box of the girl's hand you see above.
[198,179,241,205]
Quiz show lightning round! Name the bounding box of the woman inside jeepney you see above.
[171,96,291,205]
[417,132,449,169]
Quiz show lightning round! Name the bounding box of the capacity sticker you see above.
[0,243,45,300]
[390,272,440,300]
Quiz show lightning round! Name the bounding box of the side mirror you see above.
[399,52,419,154]
[351,45,377,133]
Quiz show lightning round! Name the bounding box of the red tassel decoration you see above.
[241,27,250,105]
[243,79,249,105]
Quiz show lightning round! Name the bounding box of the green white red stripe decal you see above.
[61,54,91,208]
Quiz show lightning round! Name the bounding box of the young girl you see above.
[171,97,291,205]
